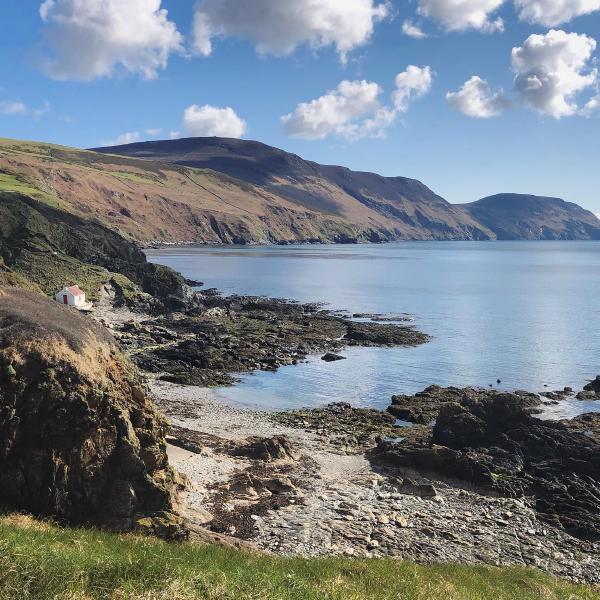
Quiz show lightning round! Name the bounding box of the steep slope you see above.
[461,194,600,240]
[92,137,494,241]
[0,288,184,537]
[0,191,188,306]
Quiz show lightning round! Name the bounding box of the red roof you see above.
[67,285,84,296]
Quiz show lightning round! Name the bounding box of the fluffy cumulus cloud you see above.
[282,67,433,141]
[393,66,433,112]
[514,0,600,26]
[581,94,600,116]
[38,0,182,81]
[417,0,505,32]
[183,105,247,138]
[402,20,427,38]
[511,29,598,118]
[192,0,390,61]
[447,76,510,117]
[281,80,387,140]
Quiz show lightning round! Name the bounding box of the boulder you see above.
[321,353,346,362]
[0,288,185,538]
[233,435,300,462]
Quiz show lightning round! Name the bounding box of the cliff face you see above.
[460,194,600,240]
[0,289,185,537]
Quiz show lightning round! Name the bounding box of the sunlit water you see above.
[147,242,600,418]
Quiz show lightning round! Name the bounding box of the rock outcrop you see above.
[372,387,600,540]
[387,385,540,424]
[0,288,185,538]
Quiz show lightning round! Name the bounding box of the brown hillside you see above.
[0,138,491,244]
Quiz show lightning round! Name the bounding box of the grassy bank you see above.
[0,515,598,600]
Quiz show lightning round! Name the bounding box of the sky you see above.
[1,1,599,212]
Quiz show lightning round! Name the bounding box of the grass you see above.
[0,172,59,207]
[0,515,597,600]
[109,171,164,185]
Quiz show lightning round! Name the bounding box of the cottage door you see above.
[63,295,68,304]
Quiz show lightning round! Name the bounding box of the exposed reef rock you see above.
[118,295,428,388]
[0,288,184,538]
[372,387,600,540]
[387,385,541,425]
[576,375,600,400]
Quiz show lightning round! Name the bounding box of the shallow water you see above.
[147,242,600,416]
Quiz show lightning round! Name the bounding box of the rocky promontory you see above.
[108,293,429,388]
[0,288,185,538]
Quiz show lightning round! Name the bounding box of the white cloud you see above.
[0,101,28,116]
[447,75,510,117]
[169,130,182,139]
[38,0,182,81]
[145,128,162,136]
[581,94,600,116]
[183,105,247,138]
[393,65,433,112]
[417,0,505,32]
[511,29,598,119]
[31,100,51,119]
[0,99,51,119]
[402,20,427,38]
[102,131,142,147]
[192,0,390,62]
[514,0,600,26]
[282,68,433,141]
[281,80,390,141]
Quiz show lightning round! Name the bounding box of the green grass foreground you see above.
[0,515,598,600]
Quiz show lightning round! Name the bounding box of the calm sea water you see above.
[147,242,600,417]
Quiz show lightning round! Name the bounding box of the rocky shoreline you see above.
[96,287,428,388]
[91,284,600,583]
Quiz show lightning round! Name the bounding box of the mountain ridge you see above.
[460,193,600,241]
[93,136,600,242]
[0,136,597,246]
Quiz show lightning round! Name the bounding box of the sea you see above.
[147,242,600,419]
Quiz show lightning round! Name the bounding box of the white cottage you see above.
[55,285,91,310]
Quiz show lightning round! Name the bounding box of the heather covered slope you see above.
[0,137,489,244]
[460,194,600,240]
[92,137,494,241]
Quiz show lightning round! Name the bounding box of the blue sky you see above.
[1,1,599,211]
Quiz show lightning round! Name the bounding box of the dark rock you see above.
[387,385,540,425]
[233,436,300,462]
[578,376,600,400]
[371,387,600,540]
[584,376,600,393]
[321,353,346,362]
[544,387,575,401]
[395,478,438,498]
[344,320,429,347]
[0,289,185,539]
[126,295,428,388]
